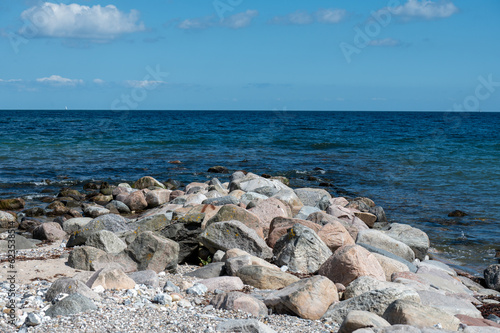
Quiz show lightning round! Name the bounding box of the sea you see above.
[0,110,498,275]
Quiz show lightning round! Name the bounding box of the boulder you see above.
[343,276,414,299]
[223,248,280,271]
[199,276,244,292]
[105,200,131,214]
[87,268,136,290]
[240,192,269,206]
[82,205,110,218]
[416,290,482,318]
[249,198,292,236]
[273,224,332,274]
[266,217,321,248]
[383,299,460,330]
[160,219,202,263]
[208,166,229,174]
[356,229,415,263]
[202,195,239,206]
[318,245,386,286]
[145,189,171,208]
[354,212,378,228]
[381,223,430,260]
[272,189,304,214]
[294,206,321,220]
[358,244,417,273]
[67,214,131,247]
[0,198,25,210]
[372,253,410,280]
[67,246,107,271]
[265,275,338,320]
[45,277,100,302]
[23,207,46,217]
[216,319,276,333]
[416,265,472,294]
[127,270,159,288]
[322,287,421,323]
[484,265,500,291]
[206,204,264,238]
[0,211,16,228]
[45,293,97,317]
[184,262,225,279]
[307,211,360,240]
[0,234,35,252]
[236,265,300,290]
[62,217,92,234]
[225,255,253,276]
[18,219,40,232]
[200,220,273,260]
[85,230,127,254]
[369,206,388,223]
[123,190,148,211]
[134,176,166,189]
[338,311,391,333]
[317,221,356,252]
[211,291,268,317]
[126,231,179,273]
[294,188,331,209]
[184,193,208,206]
[32,222,67,241]
[90,251,139,273]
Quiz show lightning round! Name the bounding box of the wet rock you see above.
[208,166,229,174]
[338,310,390,333]
[85,230,127,254]
[45,293,97,318]
[369,206,387,223]
[23,207,46,217]
[448,210,468,217]
[19,219,41,232]
[200,220,273,259]
[294,188,331,209]
[58,188,84,201]
[90,193,113,204]
[211,291,268,316]
[0,198,25,210]
[164,179,182,190]
[134,176,166,189]
[45,277,100,302]
[484,264,500,291]
[318,245,386,286]
[383,299,460,330]
[126,231,179,273]
[32,222,67,241]
[265,275,338,320]
[236,265,300,290]
[273,224,332,274]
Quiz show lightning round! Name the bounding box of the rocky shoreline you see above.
[1,170,500,332]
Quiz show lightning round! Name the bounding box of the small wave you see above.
[310,142,349,149]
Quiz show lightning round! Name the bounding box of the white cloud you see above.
[178,10,258,30]
[36,75,83,86]
[0,79,22,83]
[126,80,166,88]
[93,78,105,84]
[316,9,347,24]
[20,3,145,39]
[270,9,346,25]
[368,38,401,47]
[385,0,458,20]
[223,10,259,29]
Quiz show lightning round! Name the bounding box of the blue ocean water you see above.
[0,110,499,273]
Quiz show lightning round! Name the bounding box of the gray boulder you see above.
[105,200,131,214]
[322,288,421,323]
[184,262,225,279]
[273,224,332,274]
[62,217,92,234]
[127,270,159,288]
[338,311,390,333]
[67,246,107,271]
[202,195,239,206]
[211,291,268,317]
[356,229,415,263]
[126,231,179,273]
[45,277,100,302]
[45,293,97,317]
[484,264,500,291]
[294,188,331,209]
[82,205,110,218]
[0,234,35,252]
[160,219,202,263]
[416,290,482,318]
[67,214,132,247]
[200,220,272,260]
[216,319,277,333]
[381,223,430,260]
[294,206,321,220]
[358,243,417,273]
[85,230,127,254]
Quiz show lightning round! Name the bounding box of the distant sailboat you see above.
[65,106,68,110]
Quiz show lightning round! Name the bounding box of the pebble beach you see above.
[1,170,500,333]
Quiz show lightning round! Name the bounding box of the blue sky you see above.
[0,0,499,111]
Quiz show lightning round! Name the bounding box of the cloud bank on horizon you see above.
[0,0,498,111]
